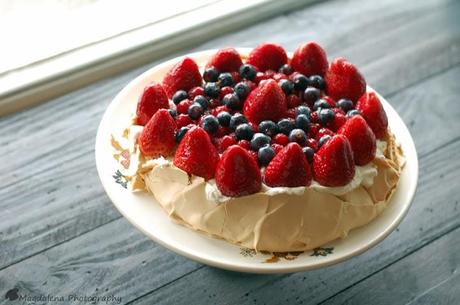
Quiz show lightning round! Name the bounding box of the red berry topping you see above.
[215,145,262,197]
[136,83,169,126]
[286,108,296,119]
[162,57,202,98]
[272,143,283,155]
[322,96,337,107]
[246,43,288,72]
[265,143,312,187]
[139,109,177,157]
[315,127,335,141]
[287,94,302,108]
[273,73,288,82]
[308,123,320,138]
[216,134,237,153]
[173,127,219,180]
[273,133,289,146]
[325,57,366,102]
[255,72,270,84]
[219,86,234,99]
[305,138,318,151]
[188,86,205,99]
[313,135,355,186]
[205,47,243,72]
[338,115,376,165]
[176,99,193,114]
[211,105,231,116]
[355,92,388,139]
[291,41,328,76]
[243,79,287,124]
[238,139,251,150]
[175,114,193,128]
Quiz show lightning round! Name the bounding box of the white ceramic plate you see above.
[95,49,418,274]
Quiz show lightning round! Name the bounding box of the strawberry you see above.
[338,115,376,165]
[315,127,335,141]
[139,109,177,157]
[325,57,366,102]
[291,41,328,76]
[264,143,312,187]
[243,79,287,124]
[313,135,355,186]
[136,83,169,126]
[328,112,347,131]
[215,145,262,197]
[173,127,219,180]
[205,47,243,72]
[355,92,388,139]
[246,43,288,72]
[162,57,202,98]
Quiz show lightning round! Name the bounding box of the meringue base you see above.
[142,133,404,252]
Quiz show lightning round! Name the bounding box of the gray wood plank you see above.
[0,66,458,305]
[320,227,460,305]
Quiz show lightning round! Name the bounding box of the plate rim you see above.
[95,48,419,273]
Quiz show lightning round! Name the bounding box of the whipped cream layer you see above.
[115,125,404,252]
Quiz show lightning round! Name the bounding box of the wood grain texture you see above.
[0,0,459,304]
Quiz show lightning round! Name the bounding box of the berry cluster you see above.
[135,42,389,197]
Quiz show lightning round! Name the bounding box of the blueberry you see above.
[218,73,234,87]
[193,95,208,110]
[296,105,311,119]
[309,75,325,90]
[203,67,219,82]
[337,99,354,113]
[204,82,220,98]
[302,147,315,163]
[235,123,254,141]
[295,114,310,131]
[318,135,331,148]
[278,79,294,95]
[250,133,271,151]
[258,120,279,137]
[175,126,189,143]
[278,64,293,75]
[229,113,248,130]
[217,111,231,127]
[347,109,362,117]
[289,129,307,146]
[201,115,219,134]
[188,103,203,120]
[222,93,242,110]
[168,108,177,118]
[234,82,250,99]
[172,90,188,105]
[277,119,295,135]
[258,145,276,166]
[303,87,320,104]
[313,99,331,111]
[293,74,309,91]
[318,108,335,125]
[239,64,257,80]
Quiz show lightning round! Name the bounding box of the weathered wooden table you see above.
[1,0,459,304]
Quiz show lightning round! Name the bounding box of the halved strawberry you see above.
[139,109,177,157]
[313,135,355,186]
[173,127,219,180]
[162,57,202,98]
[246,43,288,72]
[215,145,262,197]
[338,115,376,165]
[243,79,287,124]
[355,92,388,139]
[136,83,169,126]
[325,57,366,102]
[291,41,328,76]
[264,143,312,187]
[328,111,347,132]
[205,47,243,72]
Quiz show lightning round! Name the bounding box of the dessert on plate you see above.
[112,42,405,252]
